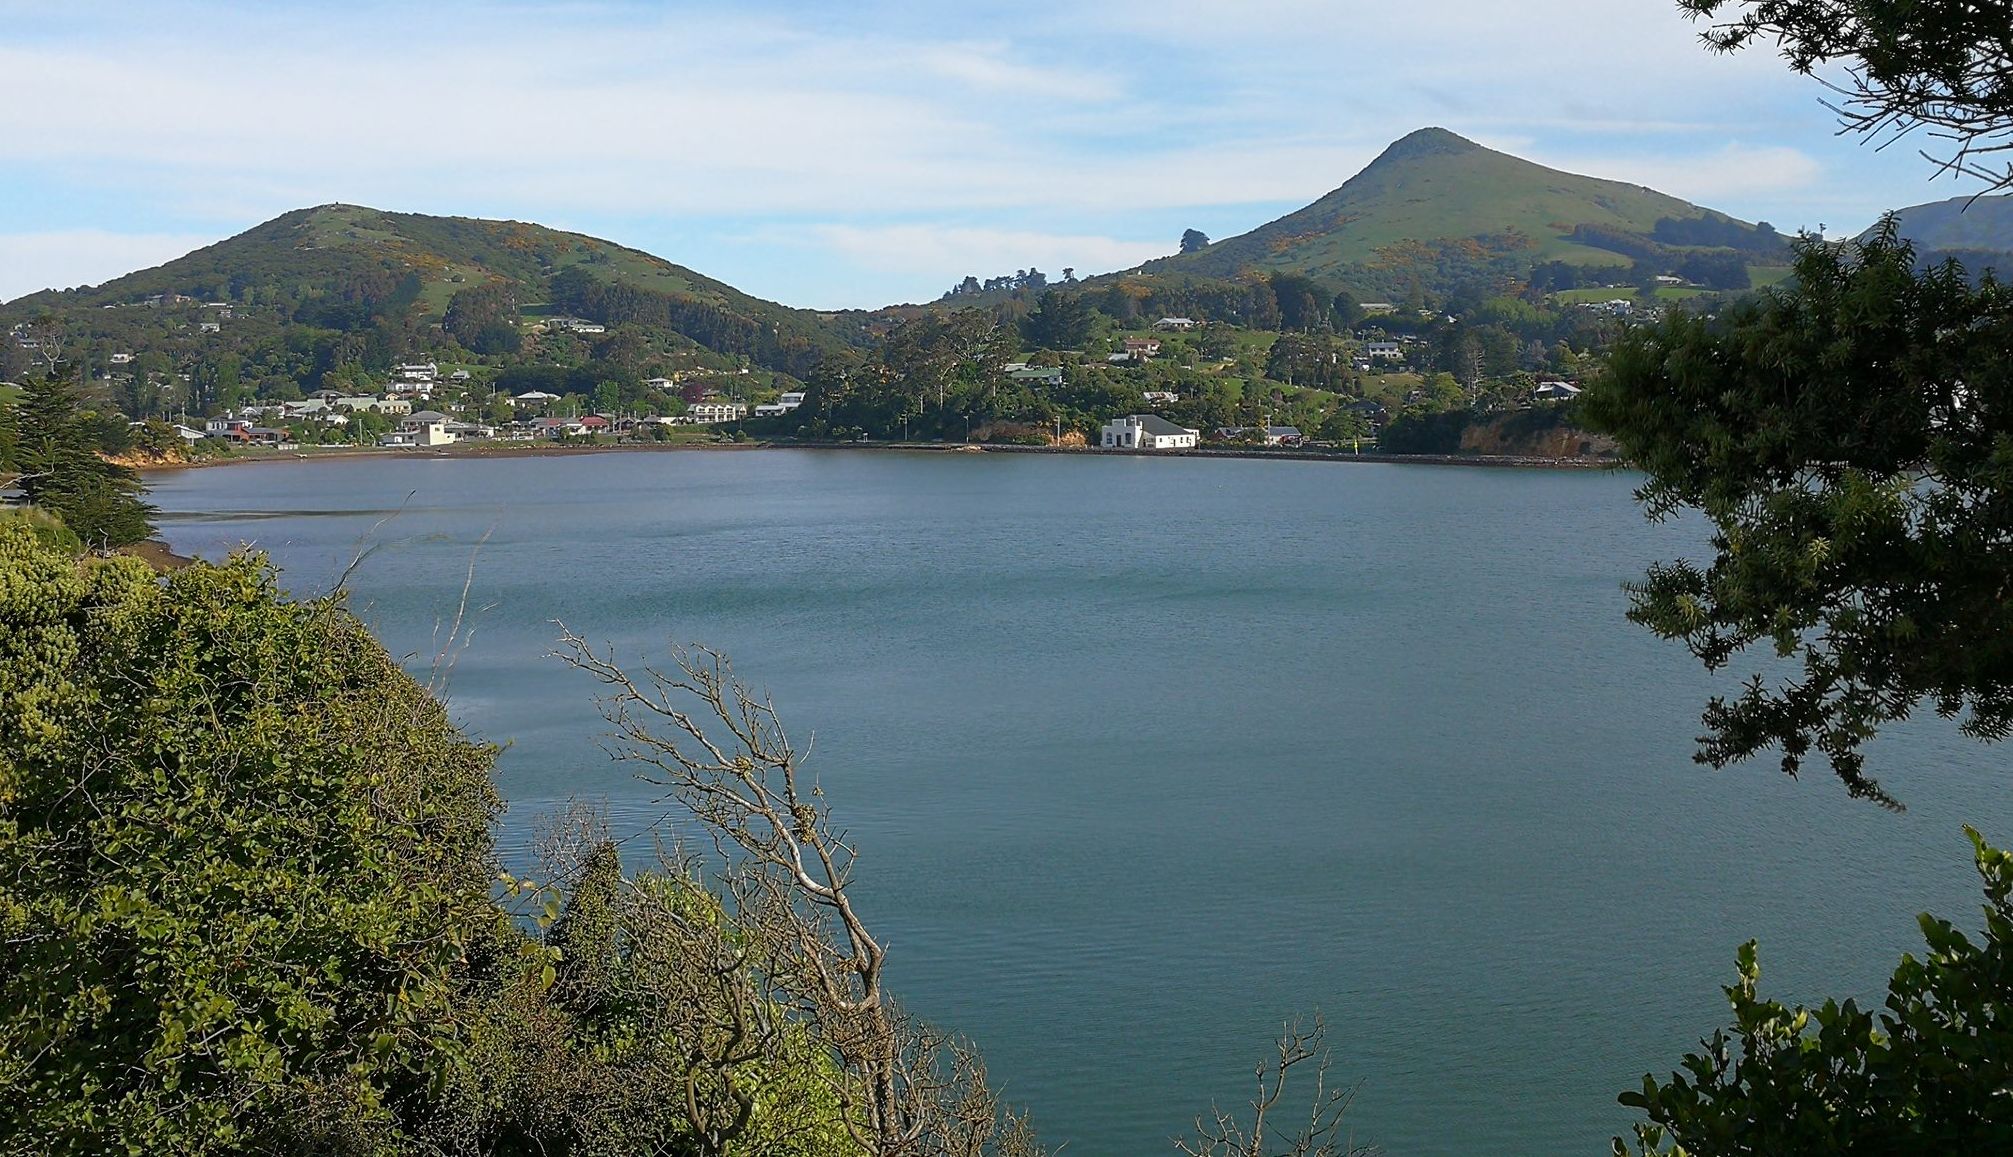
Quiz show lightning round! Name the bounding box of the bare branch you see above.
[1175,1016,1375,1157]
[553,631,1045,1156]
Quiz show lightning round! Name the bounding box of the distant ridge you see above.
[1875,193,2013,274]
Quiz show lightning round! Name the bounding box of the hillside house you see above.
[1008,365,1064,387]
[687,401,748,424]
[1123,337,1162,358]
[334,395,409,415]
[1142,390,1180,405]
[1101,414,1198,450]
[1364,341,1403,361]
[242,427,292,447]
[1153,317,1197,331]
[1533,381,1583,402]
[512,390,562,406]
[381,410,456,448]
[1215,425,1305,447]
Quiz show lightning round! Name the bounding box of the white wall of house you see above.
[1100,416,1196,450]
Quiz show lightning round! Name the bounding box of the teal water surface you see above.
[146,450,2013,1155]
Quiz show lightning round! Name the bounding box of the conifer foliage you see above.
[4,375,155,548]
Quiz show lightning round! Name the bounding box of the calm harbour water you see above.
[147,449,2012,1155]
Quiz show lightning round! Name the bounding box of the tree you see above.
[1020,290,1094,351]
[1616,828,2013,1156]
[1679,0,2013,190]
[1583,226,2013,807]
[1330,290,1366,332]
[556,637,1047,1157]
[0,532,882,1155]
[1181,229,1211,254]
[1178,1017,1375,1157]
[9,375,155,548]
[0,532,502,1149]
[1598,9,2013,1150]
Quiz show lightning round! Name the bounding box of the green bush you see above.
[0,527,504,1150]
[0,528,865,1154]
[1618,828,2013,1155]
[0,507,81,556]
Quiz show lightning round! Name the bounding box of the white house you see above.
[1533,381,1583,401]
[644,377,676,391]
[687,401,748,424]
[1101,414,1198,451]
[382,410,457,448]
[1142,390,1180,404]
[1364,341,1403,361]
[109,352,134,365]
[1153,317,1197,331]
[753,391,807,418]
[394,362,439,383]
[1008,365,1064,387]
[512,390,562,406]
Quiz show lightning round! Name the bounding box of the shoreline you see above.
[139,439,1622,475]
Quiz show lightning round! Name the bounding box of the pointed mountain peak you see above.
[1369,127,1483,167]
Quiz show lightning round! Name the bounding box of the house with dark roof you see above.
[1100,414,1198,450]
[1214,425,1305,447]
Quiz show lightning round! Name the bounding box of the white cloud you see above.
[0,1,1969,306]
[802,223,1164,283]
[0,229,214,302]
[1547,143,1827,204]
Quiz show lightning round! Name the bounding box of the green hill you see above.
[0,205,860,379]
[1144,128,1783,296]
[1876,194,2013,274]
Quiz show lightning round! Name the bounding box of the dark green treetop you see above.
[1583,225,2013,806]
[4,373,155,549]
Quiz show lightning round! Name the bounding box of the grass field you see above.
[1550,286,1639,305]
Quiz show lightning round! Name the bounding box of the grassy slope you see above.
[0,204,855,360]
[1148,128,1730,282]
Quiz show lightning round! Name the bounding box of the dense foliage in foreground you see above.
[1617,828,2013,1155]
[0,528,853,1154]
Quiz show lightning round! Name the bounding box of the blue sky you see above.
[0,0,1990,308]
